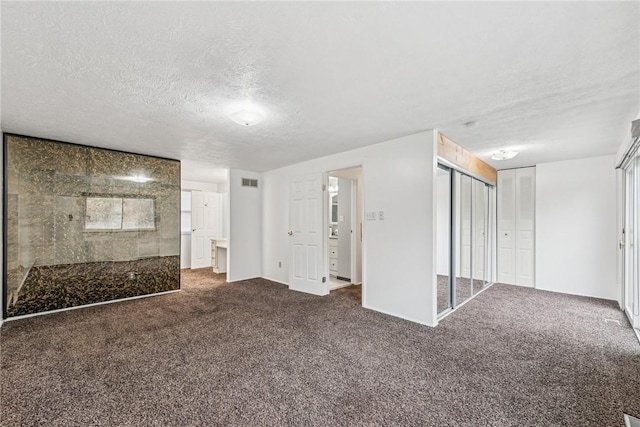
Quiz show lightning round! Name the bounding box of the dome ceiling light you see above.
[491,150,519,161]
[229,109,264,127]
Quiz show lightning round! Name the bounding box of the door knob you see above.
[288,231,293,236]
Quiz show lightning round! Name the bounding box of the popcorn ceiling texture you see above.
[1,2,638,174]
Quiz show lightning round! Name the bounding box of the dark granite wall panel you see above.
[4,135,181,317]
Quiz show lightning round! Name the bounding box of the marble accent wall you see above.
[4,134,181,317]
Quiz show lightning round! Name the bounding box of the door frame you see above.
[323,166,363,300]
[623,158,640,331]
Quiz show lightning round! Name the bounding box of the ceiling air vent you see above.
[241,178,259,188]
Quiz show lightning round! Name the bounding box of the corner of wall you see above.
[228,169,263,282]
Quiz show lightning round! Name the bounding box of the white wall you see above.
[354,174,363,284]
[180,235,191,269]
[182,180,219,192]
[336,177,352,278]
[262,130,438,326]
[1,130,3,324]
[536,155,618,301]
[228,169,262,282]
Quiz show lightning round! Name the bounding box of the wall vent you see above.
[241,178,259,188]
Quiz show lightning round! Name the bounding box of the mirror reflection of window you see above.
[85,197,155,231]
[85,197,123,230]
[122,199,155,230]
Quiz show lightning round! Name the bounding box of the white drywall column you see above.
[228,169,262,282]
[363,132,437,325]
[536,155,618,300]
[1,129,3,324]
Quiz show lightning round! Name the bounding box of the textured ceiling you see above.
[1,2,638,177]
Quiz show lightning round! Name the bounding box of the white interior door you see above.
[515,167,535,287]
[204,192,221,238]
[497,169,516,284]
[191,191,220,269]
[289,173,327,295]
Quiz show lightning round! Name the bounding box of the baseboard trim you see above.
[533,285,618,302]
[3,289,181,323]
[362,303,437,327]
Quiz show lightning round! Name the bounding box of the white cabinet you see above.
[329,238,338,275]
[497,167,535,287]
[211,239,227,274]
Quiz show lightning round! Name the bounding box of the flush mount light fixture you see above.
[491,150,518,161]
[229,109,264,127]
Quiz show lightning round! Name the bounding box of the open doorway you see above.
[180,172,229,273]
[326,167,363,293]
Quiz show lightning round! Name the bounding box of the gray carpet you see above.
[1,268,639,426]
[437,275,487,314]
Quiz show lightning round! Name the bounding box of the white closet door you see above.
[515,167,535,287]
[497,169,516,284]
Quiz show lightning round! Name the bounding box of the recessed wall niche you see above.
[3,134,181,317]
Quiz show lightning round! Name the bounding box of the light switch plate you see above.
[365,212,376,221]
[378,211,384,220]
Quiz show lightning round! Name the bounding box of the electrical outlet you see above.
[365,211,376,221]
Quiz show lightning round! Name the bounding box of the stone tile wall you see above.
[4,135,181,316]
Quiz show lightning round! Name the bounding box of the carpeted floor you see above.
[1,268,639,426]
[437,275,487,314]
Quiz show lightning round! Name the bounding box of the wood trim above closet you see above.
[437,133,497,184]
